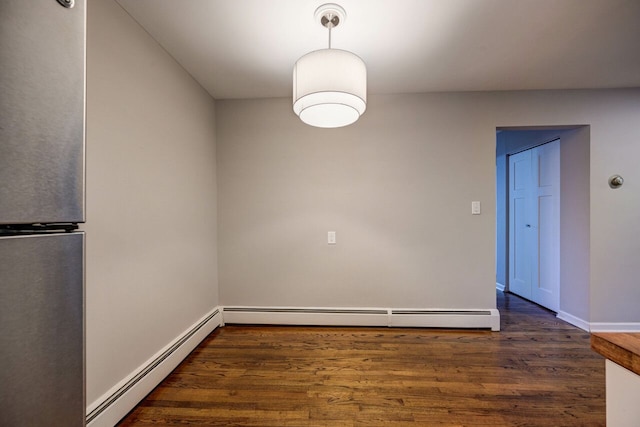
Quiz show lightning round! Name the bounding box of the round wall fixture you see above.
[609,175,624,189]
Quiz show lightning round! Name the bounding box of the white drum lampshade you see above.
[292,4,367,129]
[293,49,367,128]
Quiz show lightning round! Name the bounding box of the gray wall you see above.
[217,89,640,324]
[85,0,218,406]
[560,127,590,321]
[217,94,497,309]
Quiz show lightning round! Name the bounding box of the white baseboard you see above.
[555,312,640,332]
[390,309,500,331]
[86,307,223,427]
[496,282,505,292]
[590,322,640,332]
[223,307,389,327]
[223,307,500,331]
[557,311,590,331]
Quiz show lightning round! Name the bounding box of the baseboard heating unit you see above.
[222,307,500,331]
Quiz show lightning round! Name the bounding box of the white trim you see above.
[590,322,640,333]
[222,307,500,331]
[556,311,590,331]
[390,309,500,331]
[86,307,223,427]
[496,282,506,292]
[222,307,388,327]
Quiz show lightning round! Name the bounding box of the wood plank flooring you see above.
[117,292,605,426]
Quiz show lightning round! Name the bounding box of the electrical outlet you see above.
[328,231,336,245]
[472,201,481,215]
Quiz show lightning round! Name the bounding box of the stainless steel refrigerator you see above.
[1,0,86,426]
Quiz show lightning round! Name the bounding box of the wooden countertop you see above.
[591,332,640,376]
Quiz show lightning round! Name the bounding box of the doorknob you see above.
[526,224,531,228]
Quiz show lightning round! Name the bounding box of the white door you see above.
[508,140,560,311]
[508,150,533,300]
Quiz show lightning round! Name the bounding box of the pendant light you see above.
[293,4,367,128]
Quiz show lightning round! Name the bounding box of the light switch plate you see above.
[328,231,336,244]
[472,201,481,215]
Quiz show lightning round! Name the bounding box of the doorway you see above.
[496,126,591,324]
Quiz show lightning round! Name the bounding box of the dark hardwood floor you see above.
[118,291,605,426]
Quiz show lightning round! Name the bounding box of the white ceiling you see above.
[116,0,640,100]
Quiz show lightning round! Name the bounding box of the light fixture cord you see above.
[327,14,333,49]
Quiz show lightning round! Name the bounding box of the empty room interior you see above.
[3,0,639,426]
[87,0,640,425]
